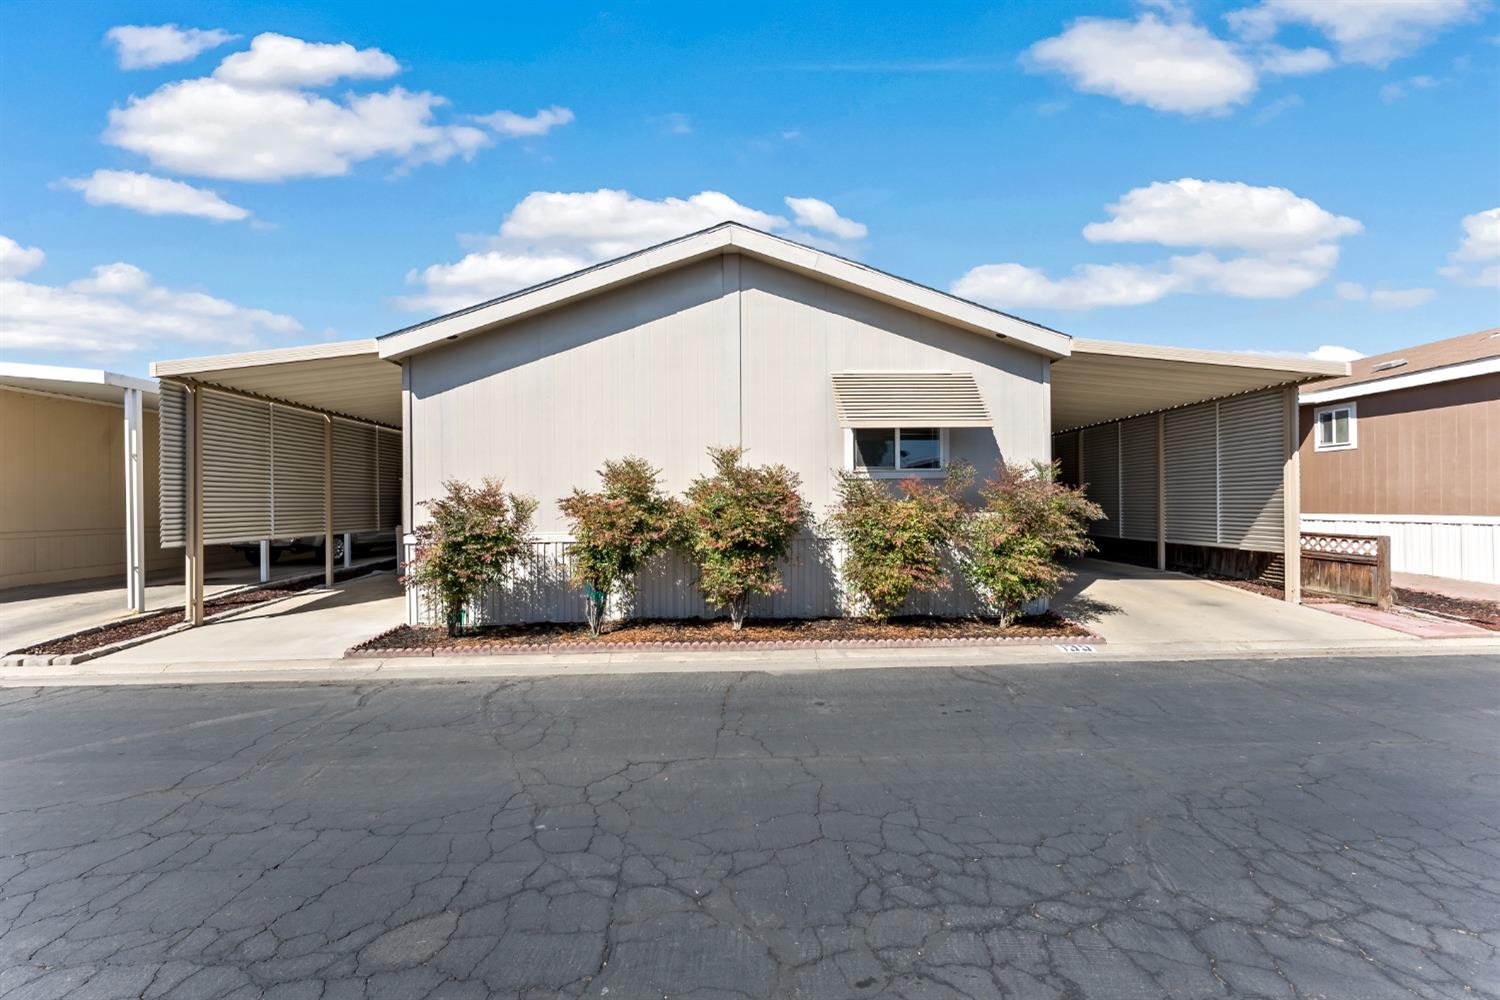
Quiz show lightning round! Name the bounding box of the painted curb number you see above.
[1056,643,1096,653]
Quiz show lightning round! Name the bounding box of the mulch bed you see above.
[1201,575,1285,600]
[352,612,1094,656]
[1394,588,1500,631]
[10,560,396,657]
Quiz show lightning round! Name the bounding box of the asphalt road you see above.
[1,655,1496,999]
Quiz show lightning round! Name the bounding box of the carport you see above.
[1051,340,1347,603]
[151,341,403,624]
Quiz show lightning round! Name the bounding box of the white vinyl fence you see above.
[1301,515,1500,585]
[403,532,1048,627]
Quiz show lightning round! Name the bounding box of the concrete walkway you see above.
[1394,571,1500,603]
[1054,558,1409,644]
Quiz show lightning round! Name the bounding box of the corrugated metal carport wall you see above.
[158,382,401,548]
[1054,387,1287,553]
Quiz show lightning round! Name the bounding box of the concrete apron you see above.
[4,635,1497,687]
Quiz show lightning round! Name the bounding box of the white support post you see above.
[1156,412,1166,572]
[1283,385,1302,604]
[123,387,146,612]
[185,384,205,626]
[324,417,335,589]
[342,532,352,569]
[259,540,271,583]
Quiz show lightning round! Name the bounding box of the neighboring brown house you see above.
[1299,327,1500,584]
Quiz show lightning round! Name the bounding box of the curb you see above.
[345,626,1107,659]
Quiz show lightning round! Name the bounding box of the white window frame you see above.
[843,427,951,478]
[1313,401,1357,452]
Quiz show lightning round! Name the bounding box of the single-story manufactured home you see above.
[1299,327,1499,584]
[150,222,1347,624]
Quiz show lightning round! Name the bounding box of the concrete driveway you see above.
[0,555,392,655]
[94,572,404,664]
[1,654,1494,998]
[1055,558,1409,645]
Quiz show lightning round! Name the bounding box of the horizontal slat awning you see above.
[831,371,991,428]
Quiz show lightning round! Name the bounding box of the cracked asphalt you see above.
[1,654,1497,999]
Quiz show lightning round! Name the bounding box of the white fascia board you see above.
[1299,355,1500,404]
[1073,339,1350,378]
[151,339,381,378]
[0,362,158,395]
[377,223,1073,362]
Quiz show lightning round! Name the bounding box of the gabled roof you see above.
[1300,327,1500,397]
[377,222,1075,361]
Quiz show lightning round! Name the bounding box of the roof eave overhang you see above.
[376,225,1073,362]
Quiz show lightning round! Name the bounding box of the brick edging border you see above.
[345,626,1106,659]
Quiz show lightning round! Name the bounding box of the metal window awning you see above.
[831,371,991,428]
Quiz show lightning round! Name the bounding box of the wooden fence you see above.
[1300,532,1392,608]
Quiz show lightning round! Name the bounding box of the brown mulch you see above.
[12,560,396,657]
[355,613,1091,652]
[1394,588,1500,631]
[1202,575,1286,600]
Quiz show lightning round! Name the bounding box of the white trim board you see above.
[1300,355,1500,404]
[1303,513,1500,526]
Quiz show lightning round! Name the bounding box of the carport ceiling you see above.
[151,340,402,426]
[1051,339,1347,432]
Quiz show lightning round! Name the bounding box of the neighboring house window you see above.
[847,427,948,476]
[1314,402,1357,451]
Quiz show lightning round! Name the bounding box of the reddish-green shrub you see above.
[957,461,1102,624]
[404,478,537,637]
[829,466,972,621]
[558,457,681,635]
[680,447,808,629]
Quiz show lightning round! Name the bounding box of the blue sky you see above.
[2,0,1497,377]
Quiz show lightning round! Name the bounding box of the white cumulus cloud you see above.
[476,106,575,137]
[1024,12,1259,115]
[103,33,516,182]
[0,236,46,279]
[0,237,301,358]
[784,197,868,240]
[1083,178,1361,251]
[1334,281,1436,309]
[953,178,1360,310]
[399,188,865,313]
[1229,0,1485,66]
[1441,207,1500,288]
[1307,344,1365,362]
[213,32,399,88]
[952,262,1186,310]
[105,24,237,69]
[59,169,250,222]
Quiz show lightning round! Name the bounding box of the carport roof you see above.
[150,340,402,426]
[1051,339,1348,432]
[0,362,158,407]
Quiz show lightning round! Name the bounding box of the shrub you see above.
[558,457,681,636]
[404,478,537,637]
[829,465,973,621]
[957,461,1102,624]
[680,447,808,629]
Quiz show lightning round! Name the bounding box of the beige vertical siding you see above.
[1062,388,1287,554]
[407,253,1051,532]
[0,387,173,590]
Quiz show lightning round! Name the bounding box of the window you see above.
[1314,402,1357,451]
[848,427,948,476]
